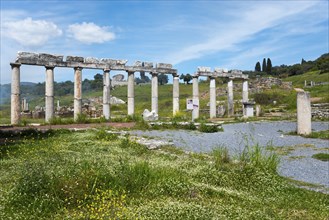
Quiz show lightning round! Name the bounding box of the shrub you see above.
[199,123,221,133]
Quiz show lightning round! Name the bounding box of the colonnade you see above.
[192,75,249,120]
[10,62,179,124]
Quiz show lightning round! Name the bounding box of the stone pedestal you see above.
[10,63,21,125]
[243,102,255,117]
[151,73,158,114]
[103,69,110,119]
[127,71,135,115]
[227,79,234,117]
[74,67,82,121]
[209,77,216,118]
[297,91,312,135]
[192,76,199,121]
[45,66,54,122]
[173,75,179,115]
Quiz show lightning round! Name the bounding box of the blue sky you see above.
[0,0,328,84]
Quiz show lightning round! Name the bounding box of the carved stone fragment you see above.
[85,57,99,64]
[66,56,84,62]
[156,63,172,69]
[143,62,153,68]
[198,66,211,72]
[39,53,63,62]
[100,58,116,65]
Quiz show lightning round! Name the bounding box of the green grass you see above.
[287,130,329,140]
[312,153,329,161]
[0,129,328,219]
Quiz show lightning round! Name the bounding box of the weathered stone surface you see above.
[66,56,84,62]
[112,74,125,81]
[85,57,99,64]
[230,69,243,75]
[214,68,224,73]
[297,91,312,135]
[156,63,172,69]
[100,58,116,65]
[116,60,128,65]
[217,105,225,117]
[134,61,143,67]
[198,66,211,72]
[143,62,153,68]
[142,109,158,121]
[39,53,63,62]
[16,51,39,63]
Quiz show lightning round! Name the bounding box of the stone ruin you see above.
[10,52,178,124]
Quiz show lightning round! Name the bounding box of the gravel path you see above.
[131,121,329,192]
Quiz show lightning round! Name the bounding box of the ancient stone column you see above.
[242,80,248,103]
[209,77,216,118]
[103,69,110,120]
[45,66,55,122]
[227,79,234,117]
[297,91,312,135]
[127,71,135,115]
[74,67,83,121]
[192,76,199,120]
[10,63,21,125]
[173,74,180,115]
[151,72,158,114]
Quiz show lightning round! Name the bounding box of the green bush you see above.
[199,123,221,133]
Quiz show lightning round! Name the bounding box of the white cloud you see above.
[67,22,115,44]
[2,17,63,47]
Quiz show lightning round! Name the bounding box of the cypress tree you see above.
[262,58,267,72]
[255,62,261,72]
[266,58,272,74]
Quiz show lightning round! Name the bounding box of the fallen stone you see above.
[142,109,158,121]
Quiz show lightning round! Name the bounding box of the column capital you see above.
[192,75,199,79]
[103,68,110,72]
[10,63,21,68]
[126,70,135,74]
[74,67,83,71]
[151,72,158,76]
[172,73,179,77]
[45,65,55,70]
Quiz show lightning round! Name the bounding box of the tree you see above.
[266,58,272,74]
[158,74,168,85]
[179,74,185,82]
[262,58,267,72]
[255,62,261,72]
[184,74,193,84]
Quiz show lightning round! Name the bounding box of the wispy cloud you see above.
[165,1,319,65]
[2,17,62,47]
[67,22,115,44]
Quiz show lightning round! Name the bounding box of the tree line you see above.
[252,53,329,77]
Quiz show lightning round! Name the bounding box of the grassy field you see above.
[0,128,328,219]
